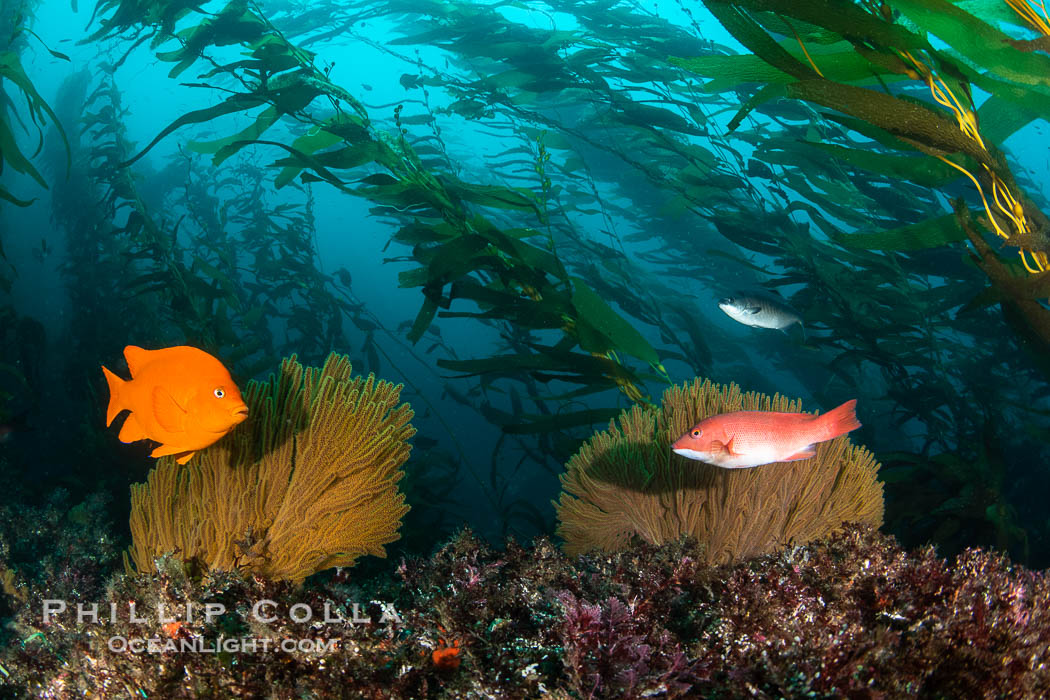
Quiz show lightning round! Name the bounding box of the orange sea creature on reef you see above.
[162,621,187,639]
[431,628,463,670]
[102,345,249,464]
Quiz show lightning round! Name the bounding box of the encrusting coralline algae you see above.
[0,493,1046,699]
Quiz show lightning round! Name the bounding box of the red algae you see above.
[0,520,1047,698]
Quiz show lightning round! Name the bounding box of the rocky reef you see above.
[0,497,1046,698]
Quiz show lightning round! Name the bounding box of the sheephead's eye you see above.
[691,429,702,438]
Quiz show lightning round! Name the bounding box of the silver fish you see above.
[718,293,804,337]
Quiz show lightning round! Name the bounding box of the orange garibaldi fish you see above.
[102,345,249,464]
[671,399,860,469]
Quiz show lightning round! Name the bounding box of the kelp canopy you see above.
[2,0,1049,563]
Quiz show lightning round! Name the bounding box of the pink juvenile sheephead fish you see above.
[671,399,861,469]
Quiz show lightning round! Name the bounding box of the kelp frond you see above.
[894,48,1047,272]
[689,0,1050,292]
[1005,0,1050,37]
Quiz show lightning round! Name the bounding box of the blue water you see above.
[3,0,1050,568]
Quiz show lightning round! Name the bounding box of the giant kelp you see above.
[679,0,1050,316]
[0,2,68,209]
[56,0,1050,561]
[84,0,681,421]
[47,60,395,382]
[74,0,714,542]
[37,63,409,527]
[375,0,1049,561]
[660,0,1050,559]
[0,1,66,358]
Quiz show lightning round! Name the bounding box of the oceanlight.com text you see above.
[108,636,340,654]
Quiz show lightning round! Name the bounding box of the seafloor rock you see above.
[0,521,1046,698]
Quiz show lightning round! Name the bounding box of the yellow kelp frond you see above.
[782,15,825,77]
[893,47,1047,273]
[1005,0,1050,37]
[554,378,883,563]
[125,352,415,583]
[693,0,1050,276]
